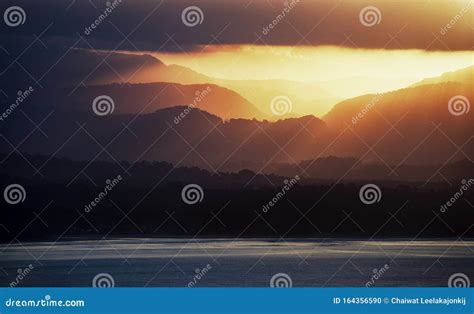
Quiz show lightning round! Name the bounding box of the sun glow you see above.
[154,45,474,98]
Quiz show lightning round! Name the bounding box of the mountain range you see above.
[1,49,340,118]
[0,49,472,181]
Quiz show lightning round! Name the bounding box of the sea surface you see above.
[0,238,472,287]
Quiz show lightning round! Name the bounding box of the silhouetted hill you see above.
[2,81,473,173]
[0,106,325,170]
[32,82,265,120]
[0,49,210,93]
[0,153,278,188]
[322,82,473,165]
[1,153,472,241]
[256,157,474,183]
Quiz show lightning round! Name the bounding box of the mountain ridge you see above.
[2,78,472,171]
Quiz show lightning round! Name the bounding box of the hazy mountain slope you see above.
[33,82,265,120]
[323,82,473,165]
[412,65,474,87]
[2,81,472,173]
[0,48,336,119]
[215,79,340,117]
[317,76,419,99]
[0,49,211,90]
[2,62,473,173]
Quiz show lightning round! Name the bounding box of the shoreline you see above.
[1,236,473,245]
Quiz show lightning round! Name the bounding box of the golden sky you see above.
[153,46,474,97]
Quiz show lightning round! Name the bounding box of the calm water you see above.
[0,239,472,287]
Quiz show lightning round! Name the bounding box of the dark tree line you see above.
[1,154,472,241]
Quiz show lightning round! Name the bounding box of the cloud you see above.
[0,0,472,52]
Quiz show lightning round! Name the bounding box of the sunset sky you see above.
[153,46,474,96]
[1,0,473,114]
